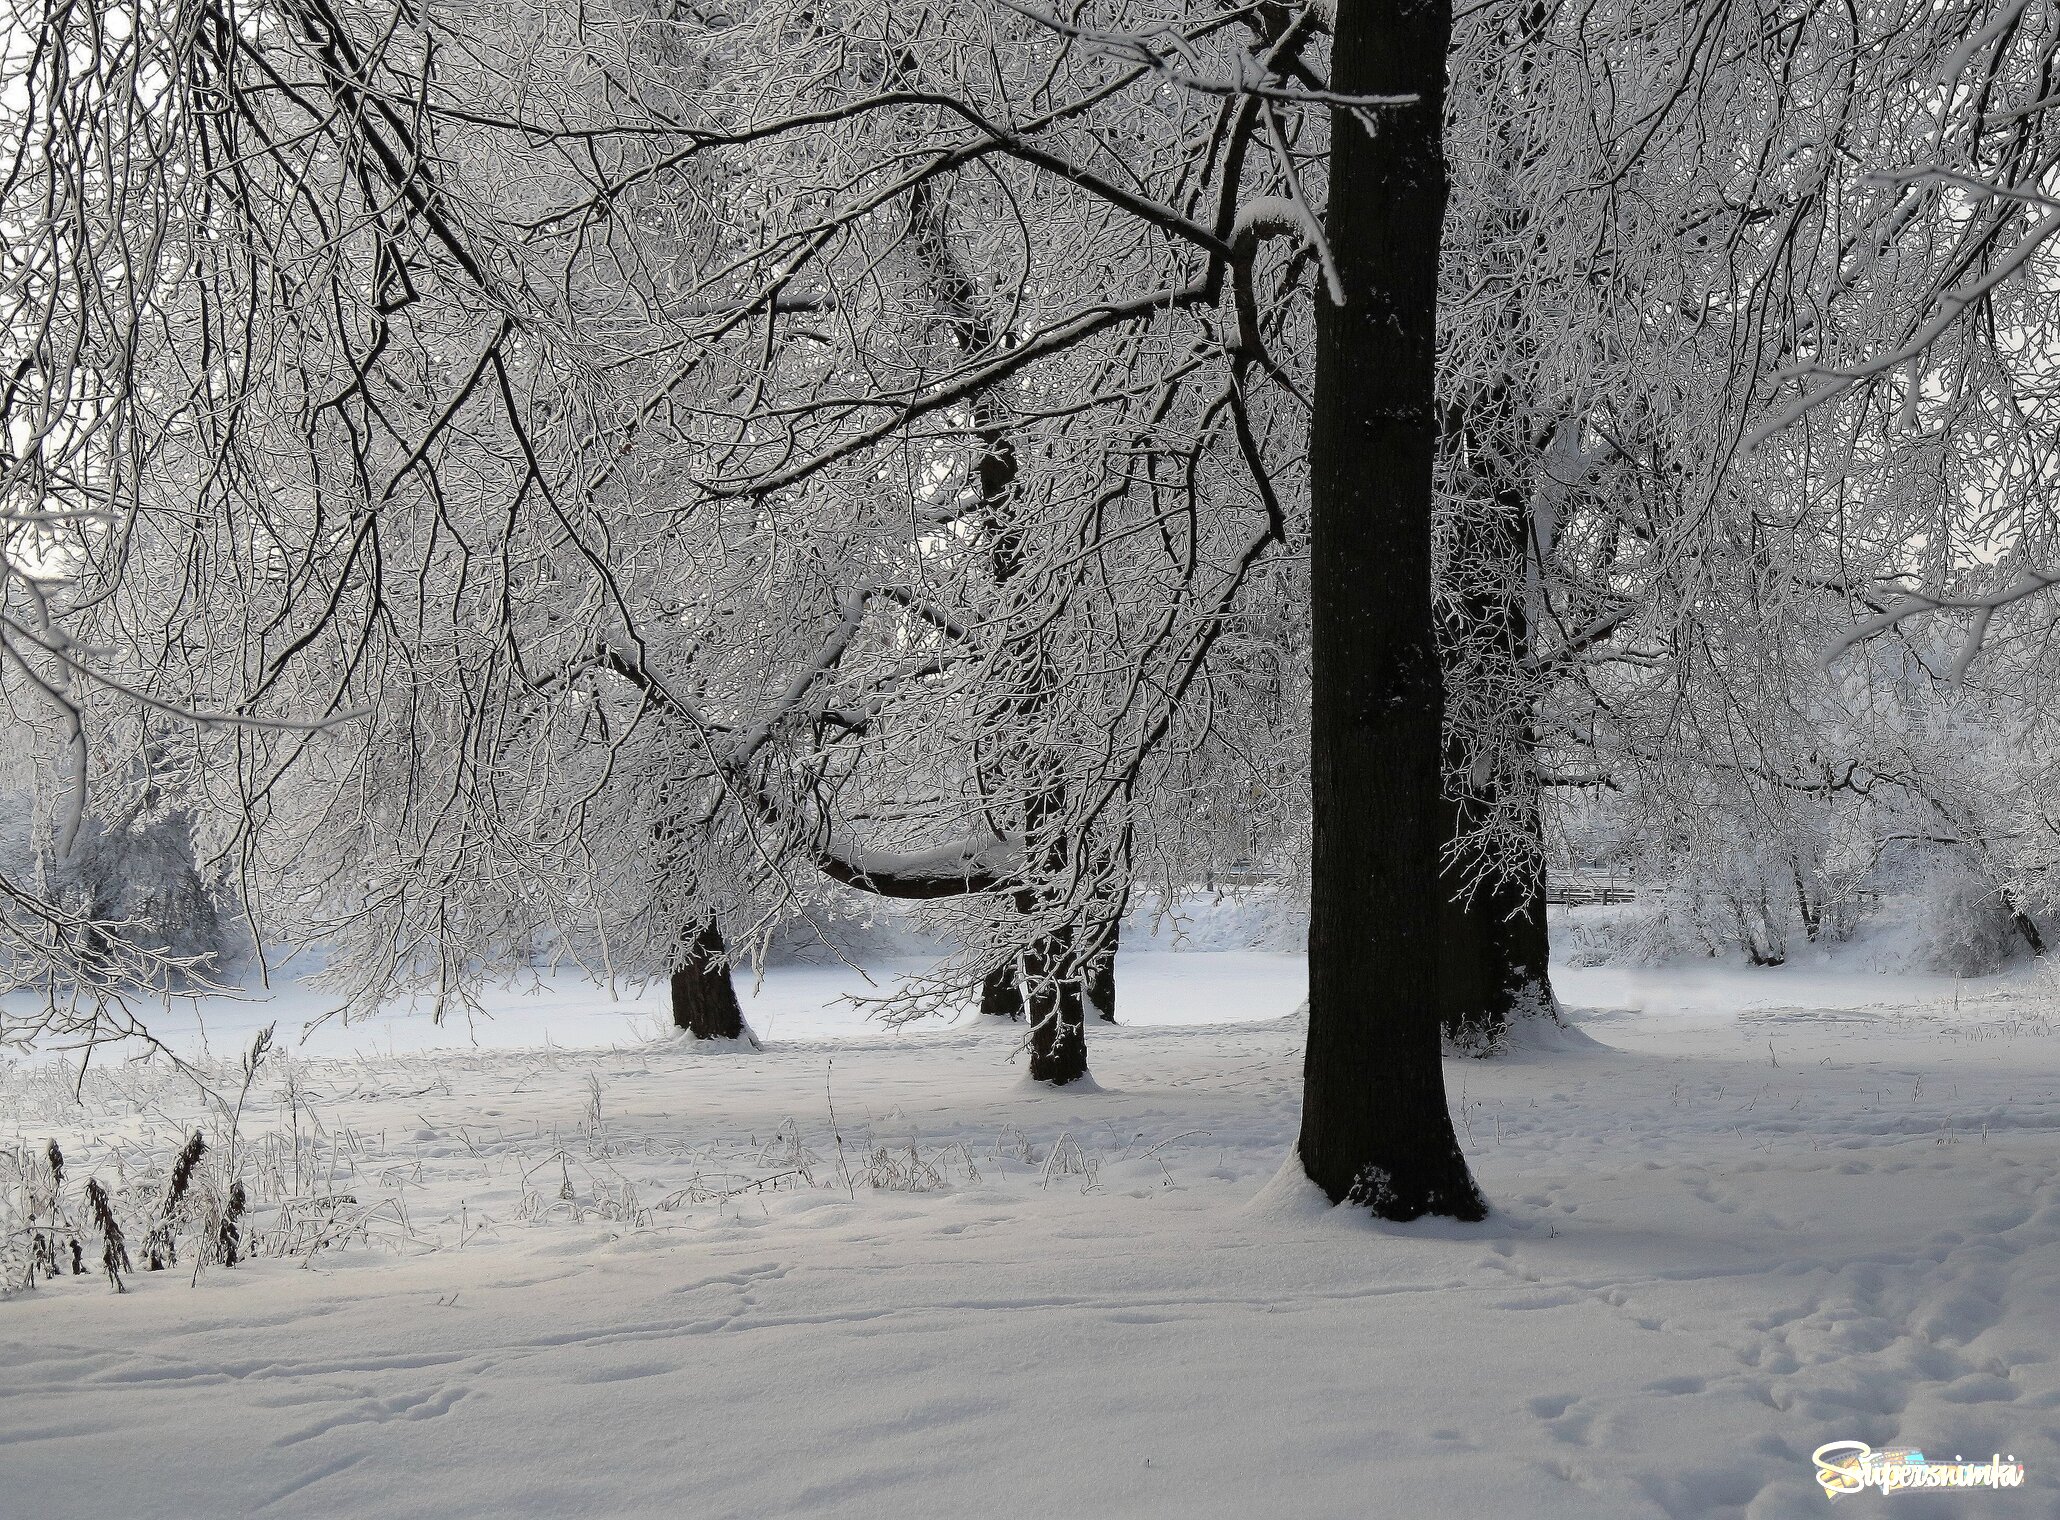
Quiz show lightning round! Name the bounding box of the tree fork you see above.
[987,894,1120,1026]
[1296,0,1486,1220]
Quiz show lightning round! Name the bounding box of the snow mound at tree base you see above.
[1246,1150,1508,1236]
[1485,1010,1611,1056]
[1012,1070,1108,1095]
[657,1027,762,1053]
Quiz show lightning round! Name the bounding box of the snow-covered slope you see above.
[6,958,2058,1517]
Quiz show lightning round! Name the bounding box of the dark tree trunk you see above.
[670,919,747,1041]
[983,900,1118,1028]
[1432,5,1557,1055]
[2003,888,2046,956]
[1085,908,1119,1023]
[1012,773,1092,1082]
[981,962,1024,1019]
[1793,866,1822,942]
[1021,918,1089,1084]
[1297,0,1486,1220]
[1436,445,1556,1053]
[1437,841,1553,1051]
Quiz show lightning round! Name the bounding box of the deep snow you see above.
[5,948,2059,1518]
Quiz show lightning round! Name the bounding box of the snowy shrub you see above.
[142,1133,208,1272]
[84,1179,131,1290]
[0,1028,307,1296]
[755,1119,821,1172]
[4,1126,257,1298]
[1,1142,76,1296]
[1873,861,2034,977]
[515,1150,655,1229]
[44,804,233,983]
[1554,876,1874,969]
[1037,1132,1099,1191]
[861,1141,945,1192]
[1548,728,1894,968]
[1555,901,1714,967]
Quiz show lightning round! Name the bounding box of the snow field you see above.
[4,956,2059,1518]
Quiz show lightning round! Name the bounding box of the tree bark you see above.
[1085,906,1119,1023]
[670,919,748,1041]
[1297,0,1486,1219]
[982,895,1118,1027]
[1433,3,1558,1053]
[1435,431,1555,1051]
[1437,823,1553,1050]
[1021,918,1089,1084]
[981,962,1024,1019]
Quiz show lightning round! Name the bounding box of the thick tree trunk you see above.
[1437,839,1553,1050]
[1433,0,1559,1055]
[1437,516,1555,1052]
[1297,0,1486,1220]
[1085,908,1119,1023]
[670,919,747,1041]
[1021,918,1089,1084]
[981,962,1024,1019]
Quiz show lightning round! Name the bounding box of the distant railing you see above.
[1545,877,1886,909]
[1204,862,1273,889]
[1546,877,1636,906]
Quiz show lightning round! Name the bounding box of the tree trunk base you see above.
[1441,973,1561,1055]
[1024,936,1090,1084]
[1337,1153,1487,1222]
[671,921,750,1043]
[1437,859,1557,1055]
[1027,992,1090,1084]
[1086,934,1117,1024]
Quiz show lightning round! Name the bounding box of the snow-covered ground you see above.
[71,947,1309,1059]
[6,950,2059,1517]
